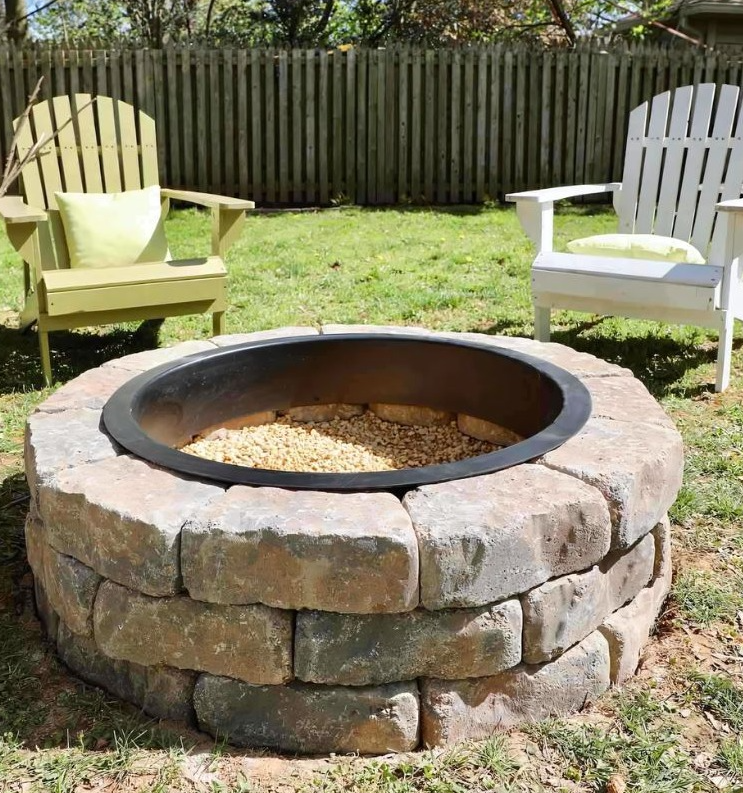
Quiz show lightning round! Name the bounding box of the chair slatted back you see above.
[617,83,743,261]
[15,94,159,210]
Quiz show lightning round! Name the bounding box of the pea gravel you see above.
[182,410,497,473]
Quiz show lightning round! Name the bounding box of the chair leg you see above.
[38,328,52,388]
[716,310,734,393]
[212,311,225,336]
[534,305,551,342]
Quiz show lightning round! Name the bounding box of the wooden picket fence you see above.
[1,44,742,205]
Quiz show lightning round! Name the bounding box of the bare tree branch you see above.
[1,77,96,198]
[544,0,576,46]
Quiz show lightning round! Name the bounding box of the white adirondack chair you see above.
[507,83,743,392]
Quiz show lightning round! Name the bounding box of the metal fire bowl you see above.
[102,334,592,492]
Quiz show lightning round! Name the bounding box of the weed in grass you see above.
[672,569,743,626]
[718,736,743,778]
[614,690,668,734]
[688,671,743,730]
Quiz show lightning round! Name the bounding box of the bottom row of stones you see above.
[29,516,671,755]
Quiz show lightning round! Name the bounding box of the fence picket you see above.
[0,44,738,206]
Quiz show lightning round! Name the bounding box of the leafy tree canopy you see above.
[14,0,683,47]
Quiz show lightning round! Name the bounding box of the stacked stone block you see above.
[25,327,682,754]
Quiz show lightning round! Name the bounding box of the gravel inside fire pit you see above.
[181,410,498,473]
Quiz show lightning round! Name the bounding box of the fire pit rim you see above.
[102,333,593,492]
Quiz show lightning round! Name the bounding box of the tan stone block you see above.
[198,411,276,439]
[35,366,138,413]
[522,533,656,663]
[457,414,522,446]
[583,376,676,429]
[434,332,632,379]
[194,675,420,754]
[182,486,418,613]
[599,546,672,684]
[102,340,217,372]
[539,418,683,550]
[94,580,293,684]
[421,630,610,746]
[295,600,522,685]
[39,455,223,596]
[652,515,672,581]
[404,464,612,609]
[25,408,119,501]
[285,403,365,422]
[25,513,100,636]
[370,403,455,427]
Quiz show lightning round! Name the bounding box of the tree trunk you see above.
[4,0,28,42]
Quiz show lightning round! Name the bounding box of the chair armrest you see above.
[161,188,255,211]
[716,198,743,213]
[506,183,622,204]
[0,196,47,224]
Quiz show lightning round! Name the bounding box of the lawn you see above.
[1,203,742,792]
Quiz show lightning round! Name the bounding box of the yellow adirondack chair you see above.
[0,94,254,386]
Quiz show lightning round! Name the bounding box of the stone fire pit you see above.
[25,325,682,754]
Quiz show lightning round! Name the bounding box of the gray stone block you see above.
[539,418,683,549]
[33,578,59,641]
[182,486,418,613]
[194,675,420,754]
[295,600,522,685]
[94,580,293,684]
[522,533,656,663]
[421,630,611,746]
[25,513,101,637]
[39,455,223,596]
[211,327,319,347]
[404,464,612,609]
[321,324,433,337]
[57,622,196,723]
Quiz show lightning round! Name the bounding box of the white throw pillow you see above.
[567,233,706,264]
[55,185,171,269]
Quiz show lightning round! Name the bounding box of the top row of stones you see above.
[28,327,683,613]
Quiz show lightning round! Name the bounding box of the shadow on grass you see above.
[0,320,163,394]
[474,316,739,399]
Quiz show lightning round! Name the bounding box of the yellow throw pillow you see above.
[55,186,170,269]
[566,233,706,264]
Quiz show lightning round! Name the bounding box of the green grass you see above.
[525,692,708,792]
[1,202,743,791]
